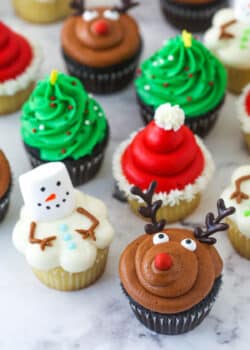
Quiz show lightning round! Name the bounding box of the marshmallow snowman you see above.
[19,163,76,222]
[235,0,250,23]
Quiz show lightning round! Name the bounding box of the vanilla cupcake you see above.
[237,84,250,150]
[13,162,114,291]
[221,165,250,259]
[0,22,42,115]
[113,103,215,223]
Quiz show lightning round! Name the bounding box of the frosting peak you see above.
[154,103,184,131]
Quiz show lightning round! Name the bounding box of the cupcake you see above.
[21,70,109,187]
[13,162,114,291]
[135,31,227,137]
[12,0,71,24]
[237,84,250,150]
[221,165,250,259]
[0,22,42,115]
[120,182,235,334]
[61,0,142,93]
[204,1,250,94]
[113,103,215,223]
[160,0,228,32]
[0,150,12,221]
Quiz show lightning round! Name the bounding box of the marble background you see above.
[1,1,250,349]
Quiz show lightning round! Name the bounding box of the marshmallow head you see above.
[19,163,76,222]
[235,0,250,23]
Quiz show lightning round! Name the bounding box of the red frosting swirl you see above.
[0,22,33,83]
[121,121,205,193]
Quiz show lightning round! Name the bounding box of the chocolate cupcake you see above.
[119,182,235,334]
[21,71,109,186]
[135,31,227,137]
[160,0,229,32]
[61,0,142,93]
[0,150,11,221]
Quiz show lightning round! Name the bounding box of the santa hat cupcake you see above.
[0,22,42,115]
[113,103,215,222]
[237,84,250,150]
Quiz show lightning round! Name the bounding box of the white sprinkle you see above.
[98,112,103,117]
[39,125,45,131]
[152,61,158,67]
[144,85,151,91]
[94,106,98,111]
[159,58,164,64]
[168,55,174,61]
[85,120,91,125]
[88,93,93,99]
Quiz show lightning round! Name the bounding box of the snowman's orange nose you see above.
[45,193,56,202]
[91,19,110,36]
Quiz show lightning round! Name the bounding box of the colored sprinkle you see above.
[188,74,193,78]
[182,30,192,48]
[136,68,142,75]
[59,224,69,233]
[50,103,56,108]
[209,81,214,86]
[67,242,77,250]
[163,83,169,87]
[244,210,250,217]
[187,96,192,102]
[61,148,66,154]
[151,75,155,79]
[184,66,190,71]
[50,96,56,101]
[68,105,73,110]
[32,128,37,133]
[71,81,77,86]
[63,233,72,241]
[241,36,248,42]
[66,131,71,135]
[50,69,58,85]
[84,109,89,114]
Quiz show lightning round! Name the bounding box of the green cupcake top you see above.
[21,71,108,161]
[135,31,227,118]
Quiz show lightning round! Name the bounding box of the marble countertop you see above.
[1,1,250,349]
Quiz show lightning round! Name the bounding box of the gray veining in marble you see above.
[1,1,249,349]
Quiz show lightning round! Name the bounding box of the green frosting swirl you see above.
[21,72,108,161]
[135,35,227,118]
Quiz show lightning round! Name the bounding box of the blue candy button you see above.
[63,233,72,241]
[67,242,77,250]
[59,224,69,233]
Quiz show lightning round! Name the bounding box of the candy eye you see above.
[153,233,169,245]
[40,187,46,192]
[82,10,98,22]
[56,181,61,187]
[181,239,197,252]
[103,9,120,21]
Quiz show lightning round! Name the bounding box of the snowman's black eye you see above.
[56,181,61,186]
[37,203,42,207]
[66,192,69,196]
[40,187,46,192]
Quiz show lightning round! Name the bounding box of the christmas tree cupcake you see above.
[113,103,215,223]
[61,0,142,93]
[135,31,227,137]
[0,22,42,115]
[221,165,250,259]
[21,70,109,186]
[120,182,235,334]
[13,162,114,291]
[204,0,250,94]
[0,150,11,221]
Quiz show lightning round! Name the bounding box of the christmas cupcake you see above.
[0,150,11,221]
[13,162,114,291]
[12,0,71,24]
[0,22,42,115]
[135,31,227,137]
[221,165,250,259]
[160,0,228,32]
[120,182,235,334]
[61,0,142,93]
[237,84,250,150]
[21,70,109,186]
[113,103,215,223]
[204,1,250,94]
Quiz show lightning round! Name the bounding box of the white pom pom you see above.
[154,103,185,131]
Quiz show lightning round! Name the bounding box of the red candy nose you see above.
[45,193,56,202]
[154,253,172,271]
[92,19,110,36]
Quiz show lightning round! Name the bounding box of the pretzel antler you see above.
[194,199,235,245]
[131,181,166,234]
[70,0,85,15]
[230,175,250,204]
[114,0,139,13]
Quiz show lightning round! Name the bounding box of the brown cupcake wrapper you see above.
[160,0,228,32]
[225,65,250,95]
[227,218,250,259]
[121,276,222,335]
[129,194,201,223]
[136,94,225,137]
[32,248,109,291]
[62,43,142,94]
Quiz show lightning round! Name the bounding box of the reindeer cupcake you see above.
[119,181,235,334]
[61,0,142,93]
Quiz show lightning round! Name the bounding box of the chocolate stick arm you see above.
[75,207,99,241]
[29,222,56,251]
[230,175,250,204]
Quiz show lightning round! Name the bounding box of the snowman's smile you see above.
[37,191,70,210]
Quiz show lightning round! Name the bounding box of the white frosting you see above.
[12,190,114,273]
[154,103,185,132]
[0,42,42,96]
[204,8,250,68]
[237,84,250,133]
[112,133,215,207]
[221,165,250,238]
[235,0,250,23]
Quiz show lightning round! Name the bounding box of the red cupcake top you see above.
[121,104,205,193]
[0,22,33,83]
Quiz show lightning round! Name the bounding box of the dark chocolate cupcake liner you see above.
[160,0,228,32]
[24,127,109,187]
[136,94,226,137]
[121,276,222,335]
[62,43,142,94]
[0,189,11,222]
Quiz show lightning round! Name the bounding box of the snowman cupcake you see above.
[13,162,114,291]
